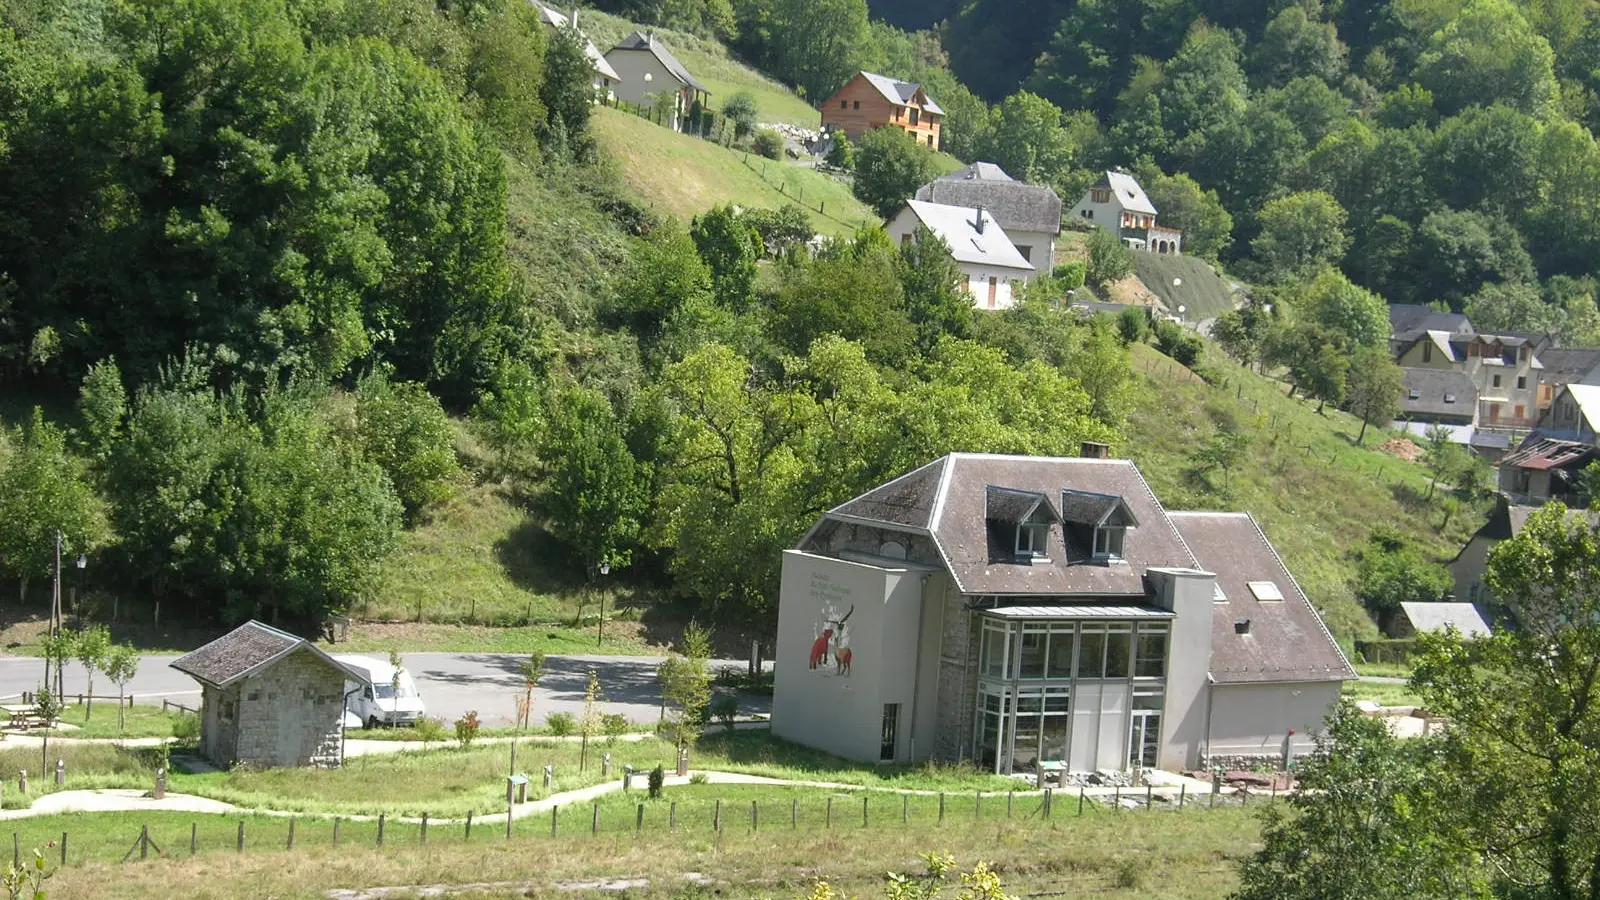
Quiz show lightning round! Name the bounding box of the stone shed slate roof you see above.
[915,164,1064,235]
[608,32,707,92]
[1168,512,1354,684]
[1399,602,1490,638]
[170,621,365,689]
[1400,367,1478,417]
[820,454,1194,596]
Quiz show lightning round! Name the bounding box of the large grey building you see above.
[914,163,1063,272]
[171,621,365,770]
[771,452,1352,775]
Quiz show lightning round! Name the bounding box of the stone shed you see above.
[170,621,365,770]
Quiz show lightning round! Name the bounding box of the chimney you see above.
[1080,441,1110,459]
[974,206,986,234]
[571,8,578,27]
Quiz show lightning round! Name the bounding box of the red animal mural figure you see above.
[809,629,834,669]
[808,605,855,673]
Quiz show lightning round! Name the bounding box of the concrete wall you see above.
[1005,229,1057,273]
[226,649,348,769]
[1449,534,1496,613]
[1147,568,1217,771]
[771,551,933,762]
[932,579,976,763]
[1206,680,1341,765]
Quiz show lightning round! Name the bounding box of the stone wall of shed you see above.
[201,683,241,768]
[233,650,347,769]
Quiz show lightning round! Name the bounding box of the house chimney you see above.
[974,206,986,234]
[570,8,578,27]
[1080,441,1110,459]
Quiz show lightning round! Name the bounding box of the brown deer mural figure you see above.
[809,605,854,672]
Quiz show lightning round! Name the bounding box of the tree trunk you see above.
[1357,418,1369,445]
[84,673,93,721]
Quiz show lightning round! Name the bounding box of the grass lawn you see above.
[592,107,876,237]
[54,704,184,740]
[1123,342,1487,648]
[30,799,1261,900]
[1343,680,1425,708]
[1353,662,1413,679]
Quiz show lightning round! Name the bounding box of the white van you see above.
[334,654,426,729]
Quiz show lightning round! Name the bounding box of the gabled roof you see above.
[812,453,1195,596]
[856,71,944,115]
[1399,602,1490,638]
[1168,512,1354,684]
[607,32,707,93]
[900,200,1035,272]
[985,487,1058,523]
[170,621,367,689]
[1399,367,1477,418]
[1389,304,1474,340]
[1501,436,1595,471]
[1086,171,1157,215]
[915,164,1064,236]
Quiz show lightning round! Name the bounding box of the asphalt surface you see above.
[0,653,770,728]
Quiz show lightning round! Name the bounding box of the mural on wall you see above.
[808,603,855,676]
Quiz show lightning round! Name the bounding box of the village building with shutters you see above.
[771,451,1353,778]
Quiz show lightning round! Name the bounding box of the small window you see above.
[1212,584,1228,603]
[1423,343,1432,363]
[1135,626,1168,678]
[852,100,859,110]
[1444,393,1457,403]
[1084,209,1093,220]
[1017,245,1032,261]
[1493,374,1502,388]
[1093,526,1125,560]
[880,703,899,761]
[1091,189,1111,203]
[1017,523,1050,558]
[840,100,847,109]
[1518,376,1527,390]
[1247,581,1284,601]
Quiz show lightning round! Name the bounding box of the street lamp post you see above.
[596,562,611,647]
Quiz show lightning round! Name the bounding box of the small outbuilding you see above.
[1393,602,1491,639]
[171,621,366,770]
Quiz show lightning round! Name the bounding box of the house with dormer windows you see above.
[1069,171,1182,254]
[771,449,1353,777]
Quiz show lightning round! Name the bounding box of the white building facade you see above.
[887,200,1036,310]
[1069,171,1182,254]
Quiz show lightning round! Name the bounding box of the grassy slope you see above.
[1122,343,1484,646]
[1133,252,1241,320]
[592,106,876,235]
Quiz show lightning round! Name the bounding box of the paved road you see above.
[0,653,770,728]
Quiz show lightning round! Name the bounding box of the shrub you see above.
[602,712,630,744]
[648,764,665,799]
[1052,260,1087,290]
[1085,228,1134,288]
[1116,307,1149,344]
[689,772,709,785]
[454,710,481,748]
[722,91,758,140]
[752,128,785,160]
[709,693,738,734]
[546,712,576,736]
[825,132,855,170]
[414,716,446,746]
[171,712,200,743]
[1154,320,1203,367]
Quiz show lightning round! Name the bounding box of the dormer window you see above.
[1017,522,1049,557]
[1093,525,1126,560]
[985,487,1060,563]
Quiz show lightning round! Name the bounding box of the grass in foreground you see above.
[53,704,183,740]
[592,107,875,236]
[1124,342,1487,646]
[33,798,1259,900]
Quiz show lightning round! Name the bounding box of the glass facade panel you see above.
[1046,625,1075,678]
[1077,628,1106,679]
[1104,626,1132,678]
[1135,627,1168,678]
[1018,629,1046,679]
[981,625,1007,678]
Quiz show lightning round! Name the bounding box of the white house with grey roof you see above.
[1070,171,1182,254]
[887,200,1036,310]
[915,163,1063,272]
[772,451,1353,776]
[604,32,708,131]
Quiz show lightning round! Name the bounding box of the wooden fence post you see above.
[714,799,722,833]
[60,832,67,867]
[751,801,758,831]
[791,798,797,829]
[420,813,428,845]
[551,806,558,838]
[333,818,341,847]
[862,795,868,828]
[1078,787,1085,816]
[237,822,245,854]
[591,802,600,836]
[938,793,945,824]
[826,797,832,828]
[287,818,296,849]
[377,813,385,847]
[902,795,908,825]
[637,804,645,833]
[465,811,473,841]
[670,802,677,831]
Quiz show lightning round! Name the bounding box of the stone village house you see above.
[915,163,1064,273]
[603,32,709,132]
[771,451,1353,777]
[1068,171,1182,255]
[171,621,368,770]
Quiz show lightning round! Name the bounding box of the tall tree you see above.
[1413,0,1559,118]
[691,205,764,308]
[896,225,974,354]
[851,127,937,219]
[540,23,594,152]
[0,409,104,601]
[1345,346,1405,444]
[539,385,648,578]
[1250,192,1350,281]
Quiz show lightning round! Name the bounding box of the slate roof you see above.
[816,454,1195,596]
[1389,304,1474,340]
[1086,171,1157,215]
[985,487,1054,522]
[915,164,1064,236]
[858,71,944,115]
[170,621,365,689]
[1168,512,1355,684]
[1500,436,1595,471]
[1399,602,1490,638]
[1537,348,1600,386]
[899,200,1035,272]
[1399,368,1477,418]
[608,32,707,93]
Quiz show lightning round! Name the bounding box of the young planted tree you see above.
[579,668,603,772]
[660,623,713,753]
[519,651,546,731]
[1191,431,1252,492]
[72,626,110,721]
[32,686,60,778]
[102,644,139,732]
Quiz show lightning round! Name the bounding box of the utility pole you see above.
[595,561,611,646]
[51,532,62,698]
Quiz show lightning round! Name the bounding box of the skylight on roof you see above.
[1247,581,1284,601]
[1213,584,1228,603]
